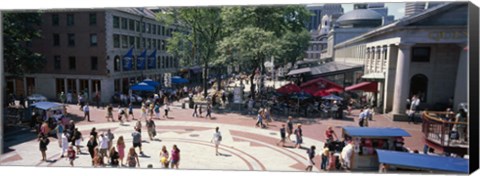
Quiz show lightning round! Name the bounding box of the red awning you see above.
[276,83,301,94]
[300,77,343,90]
[313,90,330,97]
[345,82,378,92]
[325,87,343,93]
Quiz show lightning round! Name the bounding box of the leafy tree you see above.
[277,29,311,66]
[158,8,223,97]
[3,12,45,77]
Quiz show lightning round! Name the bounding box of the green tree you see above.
[158,8,223,98]
[219,6,312,97]
[3,12,45,77]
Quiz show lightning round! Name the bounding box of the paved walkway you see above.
[0,96,431,171]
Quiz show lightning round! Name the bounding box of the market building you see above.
[5,8,185,103]
[333,2,467,120]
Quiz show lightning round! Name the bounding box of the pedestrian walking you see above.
[141,104,148,120]
[86,136,98,165]
[67,91,73,104]
[149,103,155,118]
[327,151,337,171]
[116,136,126,166]
[170,145,180,169]
[206,104,212,119]
[60,131,69,158]
[109,147,120,167]
[146,118,156,141]
[454,108,467,143]
[408,95,420,124]
[55,121,64,147]
[95,92,101,109]
[99,133,110,159]
[39,134,50,161]
[93,147,105,167]
[106,129,115,150]
[128,102,136,120]
[321,144,329,171]
[127,147,140,168]
[72,128,83,154]
[305,145,316,171]
[199,105,203,118]
[132,128,143,155]
[154,103,161,119]
[67,145,76,167]
[325,126,338,143]
[118,105,125,124]
[160,145,169,168]
[106,104,115,122]
[276,124,287,147]
[211,127,222,156]
[255,109,265,128]
[294,124,303,149]
[286,116,294,141]
[135,120,142,133]
[60,92,66,104]
[358,108,366,127]
[90,127,98,142]
[83,104,91,122]
[192,104,199,117]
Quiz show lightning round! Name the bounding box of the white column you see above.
[64,78,68,93]
[453,44,468,111]
[392,43,413,116]
[75,79,80,99]
[0,11,4,155]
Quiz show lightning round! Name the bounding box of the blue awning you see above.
[31,101,63,110]
[376,149,468,173]
[130,82,155,92]
[343,127,411,137]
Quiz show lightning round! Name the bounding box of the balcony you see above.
[421,111,468,156]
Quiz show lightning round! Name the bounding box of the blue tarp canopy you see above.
[31,101,63,110]
[130,82,155,92]
[376,149,468,173]
[343,127,411,137]
[172,76,189,84]
[143,79,160,87]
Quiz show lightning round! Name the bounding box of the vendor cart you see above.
[341,127,411,170]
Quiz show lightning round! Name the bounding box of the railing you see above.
[421,111,468,148]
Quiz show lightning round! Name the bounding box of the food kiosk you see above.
[341,127,411,170]
[31,101,69,125]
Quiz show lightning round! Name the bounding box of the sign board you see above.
[233,87,243,104]
[164,73,171,87]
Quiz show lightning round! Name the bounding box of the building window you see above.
[129,36,135,47]
[163,40,167,50]
[147,23,151,33]
[113,34,120,48]
[158,25,162,35]
[54,55,61,70]
[129,19,135,31]
[67,33,75,46]
[135,21,140,32]
[89,13,97,25]
[152,25,157,35]
[113,16,120,28]
[91,56,98,70]
[121,35,128,48]
[153,39,157,49]
[53,33,60,46]
[121,18,128,30]
[157,39,161,50]
[136,37,140,49]
[142,22,146,32]
[69,56,76,70]
[66,14,74,26]
[147,38,151,49]
[90,34,97,46]
[142,38,146,48]
[114,55,121,71]
[161,26,165,36]
[411,47,430,62]
[52,14,59,26]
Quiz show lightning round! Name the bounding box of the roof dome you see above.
[337,9,383,28]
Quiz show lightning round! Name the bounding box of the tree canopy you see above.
[3,12,45,77]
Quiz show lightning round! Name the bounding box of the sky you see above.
[308,2,406,20]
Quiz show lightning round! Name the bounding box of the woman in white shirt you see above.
[211,127,222,156]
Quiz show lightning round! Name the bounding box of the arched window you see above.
[410,74,428,102]
[114,55,120,71]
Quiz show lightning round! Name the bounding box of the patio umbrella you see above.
[289,91,312,100]
[322,94,343,101]
[130,82,155,92]
[313,90,330,97]
[325,87,343,93]
[172,76,189,84]
[276,83,301,94]
[143,79,160,87]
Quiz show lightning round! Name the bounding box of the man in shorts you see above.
[132,128,143,155]
[276,124,287,147]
